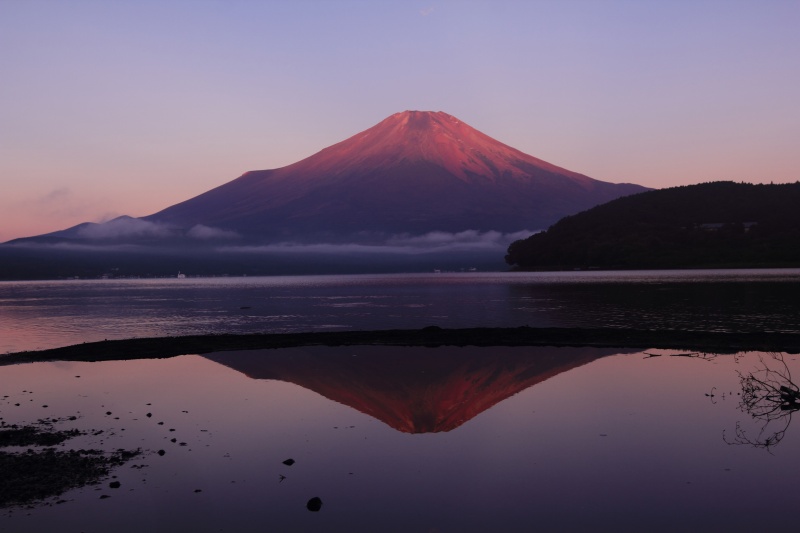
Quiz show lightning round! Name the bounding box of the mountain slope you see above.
[505,181,800,270]
[146,111,647,242]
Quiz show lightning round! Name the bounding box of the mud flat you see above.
[3,327,800,365]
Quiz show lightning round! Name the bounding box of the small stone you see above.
[109,481,121,489]
[282,458,295,466]
[306,497,322,512]
[146,413,152,418]
[157,449,166,456]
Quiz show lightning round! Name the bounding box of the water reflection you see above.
[2,347,800,532]
[205,346,636,433]
[507,280,800,333]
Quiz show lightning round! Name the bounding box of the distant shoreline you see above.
[2,327,799,365]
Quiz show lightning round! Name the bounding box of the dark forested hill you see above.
[505,181,800,270]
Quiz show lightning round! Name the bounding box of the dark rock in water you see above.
[99,494,111,499]
[146,413,152,418]
[282,458,295,466]
[109,481,121,489]
[157,449,165,456]
[306,497,322,512]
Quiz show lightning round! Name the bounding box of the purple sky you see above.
[2,0,799,242]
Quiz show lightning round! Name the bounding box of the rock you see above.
[157,449,166,456]
[282,458,295,466]
[306,497,323,512]
[109,481,121,489]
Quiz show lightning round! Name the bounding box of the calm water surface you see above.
[1,346,798,532]
[3,269,800,353]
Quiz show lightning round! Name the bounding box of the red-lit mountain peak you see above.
[283,110,586,185]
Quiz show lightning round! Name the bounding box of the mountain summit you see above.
[145,110,647,242]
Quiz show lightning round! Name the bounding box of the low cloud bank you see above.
[75,217,240,241]
[77,217,173,240]
[186,224,241,240]
[219,229,536,255]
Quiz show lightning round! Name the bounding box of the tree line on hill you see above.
[505,181,800,270]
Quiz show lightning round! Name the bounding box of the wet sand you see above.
[3,327,800,365]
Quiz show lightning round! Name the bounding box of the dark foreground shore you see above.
[3,327,800,365]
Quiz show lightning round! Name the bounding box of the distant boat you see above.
[177,271,186,279]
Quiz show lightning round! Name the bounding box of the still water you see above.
[2,346,798,532]
[3,269,800,353]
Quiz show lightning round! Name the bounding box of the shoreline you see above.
[3,327,800,365]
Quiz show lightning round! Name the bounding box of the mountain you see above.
[1,110,649,279]
[505,181,800,270]
[204,345,631,433]
[140,110,646,243]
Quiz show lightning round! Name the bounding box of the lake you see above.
[2,346,799,532]
[3,269,800,353]
[2,270,800,531]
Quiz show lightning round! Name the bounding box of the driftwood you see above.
[726,352,800,450]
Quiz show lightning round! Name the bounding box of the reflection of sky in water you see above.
[2,347,800,532]
[3,270,800,352]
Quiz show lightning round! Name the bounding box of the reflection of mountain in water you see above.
[205,346,633,433]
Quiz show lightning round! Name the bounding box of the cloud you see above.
[187,224,241,240]
[77,217,174,240]
[387,229,534,249]
[219,229,537,255]
[7,241,152,252]
[420,6,434,16]
[40,187,71,203]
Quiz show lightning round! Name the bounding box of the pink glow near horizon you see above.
[1,1,799,242]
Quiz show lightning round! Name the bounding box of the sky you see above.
[1,0,799,242]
